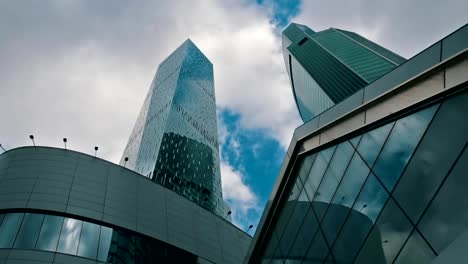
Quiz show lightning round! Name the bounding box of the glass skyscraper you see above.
[120,39,226,216]
[245,23,468,263]
[283,23,406,122]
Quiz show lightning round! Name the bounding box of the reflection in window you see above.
[36,215,63,251]
[418,146,468,253]
[98,226,113,262]
[314,141,354,220]
[0,212,197,263]
[78,222,100,259]
[287,206,319,260]
[332,174,388,263]
[57,218,82,255]
[354,198,412,264]
[393,91,468,223]
[357,122,393,168]
[0,213,24,248]
[14,213,44,249]
[303,146,336,200]
[373,105,438,192]
[394,231,435,264]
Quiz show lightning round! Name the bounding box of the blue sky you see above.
[0,0,466,235]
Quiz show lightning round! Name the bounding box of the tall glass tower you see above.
[283,23,407,122]
[120,39,226,216]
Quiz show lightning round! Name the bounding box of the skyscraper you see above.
[244,23,468,263]
[282,23,407,122]
[0,39,251,264]
[120,39,226,216]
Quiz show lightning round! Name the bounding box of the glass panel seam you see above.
[348,197,392,264]
[369,104,440,196]
[413,143,468,256]
[305,146,339,202]
[392,228,419,262]
[33,213,46,249]
[314,150,361,230]
[11,213,25,248]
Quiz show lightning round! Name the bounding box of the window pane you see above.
[349,135,362,148]
[356,122,393,168]
[354,198,413,264]
[57,218,82,255]
[322,153,371,244]
[394,231,435,264]
[278,201,309,255]
[0,214,4,226]
[298,154,316,183]
[97,226,113,262]
[313,142,354,220]
[303,146,336,199]
[372,105,437,192]
[14,213,44,249]
[287,205,319,260]
[77,222,100,259]
[393,91,468,223]
[303,230,329,264]
[332,174,388,263]
[0,213,24,248]
[418,146,468,253]
[36,215,64,251]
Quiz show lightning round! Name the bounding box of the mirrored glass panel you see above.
[287,205,318,260]
[313,142,354,221]
[278,200,309,255]
[0,213,24,248]
[303,230,329,264]
[321,153,371,244]
[57,218,83,255]
[98,226,113,262]
[14,213,44,249]
[36,215,64,251]
[356,122,394,168]
[349,135,362,148]
[332,174,388,263]
[418,146,468,253]
[393,91,468,223]
[394,231,435,264]
[77,222,100,259]
[354,198,412,264]
[373,105,438,192]
[298,154,316,183]
[303,146,336,199]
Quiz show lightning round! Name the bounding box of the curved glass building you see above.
[246,23,468,263]
[282,23,406,122]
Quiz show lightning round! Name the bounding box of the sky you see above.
[0,0,466,234]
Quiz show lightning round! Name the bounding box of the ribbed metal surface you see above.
[283,23,311,44]
[288,40,368,103]
[311,29,399,82]
[336,29,407,65]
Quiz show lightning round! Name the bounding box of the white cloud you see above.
[0,0,299,164]
[220,161,261,228]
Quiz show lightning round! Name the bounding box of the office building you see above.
[283,23,406,122]
[120,39,226,216]
[0,40,250,264]
[245,23,468,263]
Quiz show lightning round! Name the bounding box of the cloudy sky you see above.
[0,0,466,232]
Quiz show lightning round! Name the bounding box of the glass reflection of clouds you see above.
[0,212,196,263]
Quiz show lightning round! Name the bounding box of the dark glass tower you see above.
[120,39,226,216]
[283,23,407,122]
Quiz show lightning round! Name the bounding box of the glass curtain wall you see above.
[261,87,468,264]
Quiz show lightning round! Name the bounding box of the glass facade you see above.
[259,87,468,263]
[0,211,197,263]
[282,23,406,122]
[120,39,225,216]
